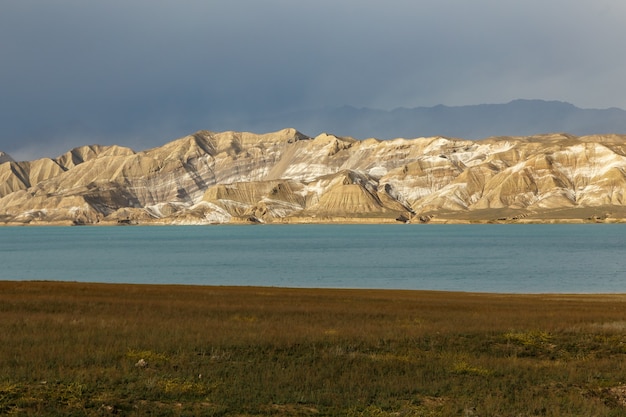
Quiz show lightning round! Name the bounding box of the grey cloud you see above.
[2,0,626,159]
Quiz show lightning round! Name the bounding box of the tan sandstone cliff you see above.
[2,129,626,225]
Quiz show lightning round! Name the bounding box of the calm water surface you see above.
[1,224,625,293]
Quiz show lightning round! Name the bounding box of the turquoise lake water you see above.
[1,224,625,293]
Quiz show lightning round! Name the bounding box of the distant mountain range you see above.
[3,99,626,225]
[252,99,626,140]
[3,129,626,225]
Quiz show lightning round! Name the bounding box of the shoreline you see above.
[4,203,626,226]
[3,280,626,297]
[3,216,626,226]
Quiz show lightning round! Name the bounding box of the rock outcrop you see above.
[2,129,626,225]
[0,152,13,165]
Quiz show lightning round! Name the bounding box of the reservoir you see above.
[1,224,625,293]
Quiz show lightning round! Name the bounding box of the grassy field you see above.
[1,281,626,416]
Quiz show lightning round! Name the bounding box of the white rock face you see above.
[2,129,626,224]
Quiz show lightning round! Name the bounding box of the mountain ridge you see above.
[3,128,626,225]
[4,99,626,162]
[252,99,626,141]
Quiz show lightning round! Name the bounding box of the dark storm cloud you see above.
[2,0,626,159]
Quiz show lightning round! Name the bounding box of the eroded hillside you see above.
[2,129,626,225]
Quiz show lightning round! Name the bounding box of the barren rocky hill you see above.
[2,129,626,225]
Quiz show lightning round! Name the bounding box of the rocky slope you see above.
[2,129,626,225]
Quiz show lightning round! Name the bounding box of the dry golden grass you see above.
[1,281,626,416]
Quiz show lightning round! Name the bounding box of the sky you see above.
[2,0,626,160]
